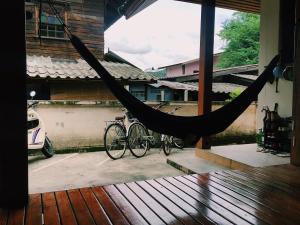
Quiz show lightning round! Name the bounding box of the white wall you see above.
[257,0,294,130]
[32,101,256,150]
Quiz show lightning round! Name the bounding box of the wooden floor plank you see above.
[80,188,112,225]
[55,191,78,225]
[92,187,130,225]
[157,178,233,225]
[7,208,25,225]
[67,189,95,225]
[126,182,182,225]
[25,194,42,225]
[0,209,8,225]
[186,174,295,225]
[4,164,300,225]
[251,167,300,187]
[165,176,251,225]
[147,179,214,225]
[209,172,300,223]
[42,192,61,225]
[174,176,265,225]
[104,185,149,225]
[137,180,200,225]
[229,170,300,196]
[216,171,300,215]
[115,183,165,225]
[224,170,297,196]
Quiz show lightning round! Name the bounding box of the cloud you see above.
[107,39,152,55]
[105,0,235,70]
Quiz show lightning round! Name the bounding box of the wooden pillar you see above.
[292,0,300,165]
[0,2,28,207]
[197,0,215,149]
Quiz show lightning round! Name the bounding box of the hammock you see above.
[69,34,279,143]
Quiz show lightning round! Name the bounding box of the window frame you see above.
[35,2,68,40]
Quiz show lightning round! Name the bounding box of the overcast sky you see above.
[105,0,235,70]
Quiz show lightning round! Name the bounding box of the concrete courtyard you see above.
[29,149,186,194]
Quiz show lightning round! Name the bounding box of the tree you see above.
[217,12,260,68]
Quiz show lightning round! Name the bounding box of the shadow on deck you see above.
[1,164,300,224]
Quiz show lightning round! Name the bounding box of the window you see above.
[36,3,67,39]
[40,11,65,38]
[130,90,145,101]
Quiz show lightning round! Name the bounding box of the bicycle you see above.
[161,106,184,156]
[104,109,149,160]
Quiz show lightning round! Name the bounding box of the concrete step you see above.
[166,149,227,174]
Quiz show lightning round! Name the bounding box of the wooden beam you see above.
[0,2,28,207]
[175,0,260,14]
[197,0,215,149]
[292,0,300,166]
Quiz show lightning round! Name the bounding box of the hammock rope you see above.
[46,0,279,144]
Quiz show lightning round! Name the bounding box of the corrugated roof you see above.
[186,82,246,94]
[147,68,167,79]
[150,80,198,91]
[27,55,155,81]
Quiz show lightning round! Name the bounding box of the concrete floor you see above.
[29,149,186,194]
[211,144,290,167]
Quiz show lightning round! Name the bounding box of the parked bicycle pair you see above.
[104,106,184,160]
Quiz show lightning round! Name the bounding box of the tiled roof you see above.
[27,55,155,81]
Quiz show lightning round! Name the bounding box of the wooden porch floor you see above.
[1,164,300,225]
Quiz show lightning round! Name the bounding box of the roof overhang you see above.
[124,0,260,19]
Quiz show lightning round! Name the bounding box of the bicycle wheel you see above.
[104,123,126,160]
[128,122,149,158]
[172,137,184,149]
[41,136,54,158]
[162,135,171,156]
[152,131,162,148]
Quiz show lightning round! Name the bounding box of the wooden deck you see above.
[1,164,300,225]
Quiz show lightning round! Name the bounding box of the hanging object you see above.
[70,34,279,143]
[46,0,279,144]
[273,64,294,81]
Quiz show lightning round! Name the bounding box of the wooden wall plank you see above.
[25,0,104,59]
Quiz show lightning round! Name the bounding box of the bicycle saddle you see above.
[115,116,125,121]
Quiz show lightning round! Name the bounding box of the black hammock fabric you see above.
[70,34,279,143]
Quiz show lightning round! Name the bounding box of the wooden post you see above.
[197,0,215,149]
[292,0,300,165]
[0,2,28,207]
[184,90,189,102]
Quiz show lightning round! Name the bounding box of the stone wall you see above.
[32,101,257,150]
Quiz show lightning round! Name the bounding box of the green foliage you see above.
[217,12,260,68]
[226,88,242,102]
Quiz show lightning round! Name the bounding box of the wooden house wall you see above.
[25,0,104,59]
[49,80,117,100]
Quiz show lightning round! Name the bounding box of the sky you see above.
[105,0,235,70]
